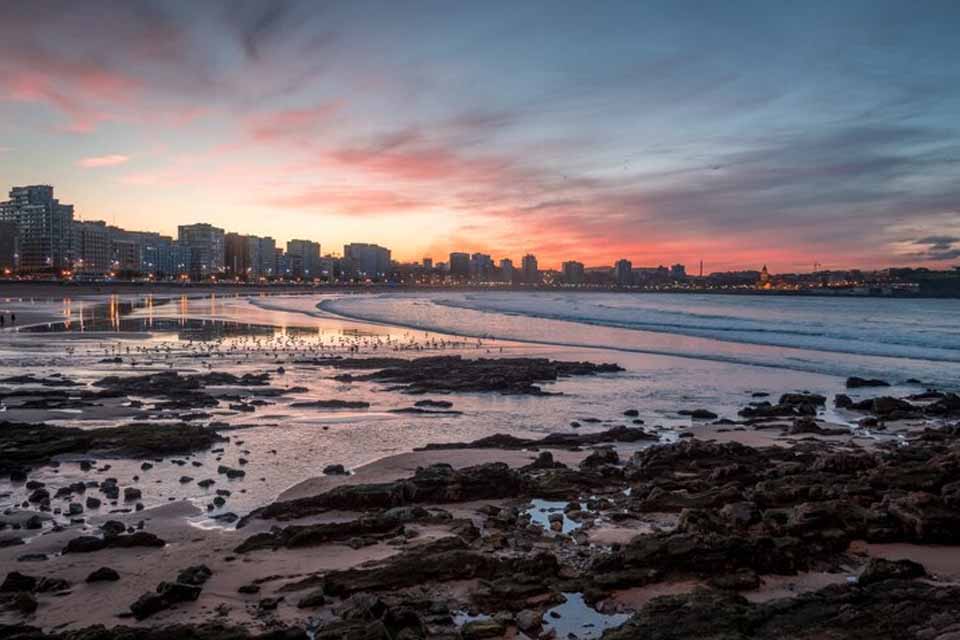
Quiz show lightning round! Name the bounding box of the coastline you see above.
[2,279,957,299]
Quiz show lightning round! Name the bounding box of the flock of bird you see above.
[78,331,498,367]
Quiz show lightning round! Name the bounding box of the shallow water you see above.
[0,292,949,533]
[543,592,630,639]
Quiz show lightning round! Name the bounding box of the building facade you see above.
[343,243,391,279]
[225,233,250,279]
[469,253,495,281]
[615,259,633,285]
[178,223,225,279]
[71,220,112,274]
[448,252,470,279]
[0,185,74,273]
[562,260,585,285]
[141,234,188,279]
[287,239,321,279]
[498,258,515,284]
[0,220,17,273]
[521,254,540,284]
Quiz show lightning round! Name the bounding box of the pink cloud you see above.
[247,102,342,141]
[78,154,130,168]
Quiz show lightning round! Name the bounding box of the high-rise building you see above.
[0,221,17,273]
[521,254,540,284]
[225,233,250,279]
[257,237,276,278]
[178,223,225,279]
[562,260,585,285]
[470,253,495,281]
[0,185,74,273]
[287,239,321,279]
[225,233,277,279]
[108,227,145,275]
[343,243,391,279]
[71,220,112,274]
[274,248,290,279]
[671,264,686,279]
[449,252,470,279]
[422,257,433,270]
[317,255,339,281]
[141,234,189,279]
[499,258,515,283]
[615,259,633,286]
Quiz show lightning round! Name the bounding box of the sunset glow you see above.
[2,1,959,270]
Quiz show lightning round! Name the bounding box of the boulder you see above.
[86,567,120,583]
[858,558,926,585]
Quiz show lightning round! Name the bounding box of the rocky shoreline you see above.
[1,357,959,639]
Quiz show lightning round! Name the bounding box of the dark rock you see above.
[289,400,370,410]
[788,418,847,436]
[314,355,624,395]
[320,537,558,599]
[580,447,620,468]
[858,558,926,585]
[296,590,327,608]
[834,393,853,408]
[679,409,718,420]
[0,421,226,474]
[323,464,348,476]
[414,399,454,408]
[235,507,433,553]
[461,619,505,639]
[527,451,565,470]
[1,571,37,592]
[604,579,959,640]
[217,465,245,479]
[242,462,526,525]
[847,377,890,388]
[257,597,283,612]
[176,565,212,586]
[11,592,38,615]
[418,425,656,452]
[130,581,202,620]
[86,567,120,583]
[63,531,165,554]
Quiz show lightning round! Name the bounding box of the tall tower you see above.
[759,264,770,286]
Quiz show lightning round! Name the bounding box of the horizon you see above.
[2,1,959,272]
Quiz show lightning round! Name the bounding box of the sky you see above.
[1,0,959,271]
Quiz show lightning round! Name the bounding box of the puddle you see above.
[453,610,491,626]
[526,499,588,534]
[543,592,630,639]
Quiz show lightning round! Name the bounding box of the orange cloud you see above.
[267,187,431,216]
[78,154,130,168]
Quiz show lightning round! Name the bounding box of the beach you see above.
[1,289,959,638]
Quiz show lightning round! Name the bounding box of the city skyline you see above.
[2,2,959,271]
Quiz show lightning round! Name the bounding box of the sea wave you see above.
[314,293,960,388]
[428,293,960,363]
